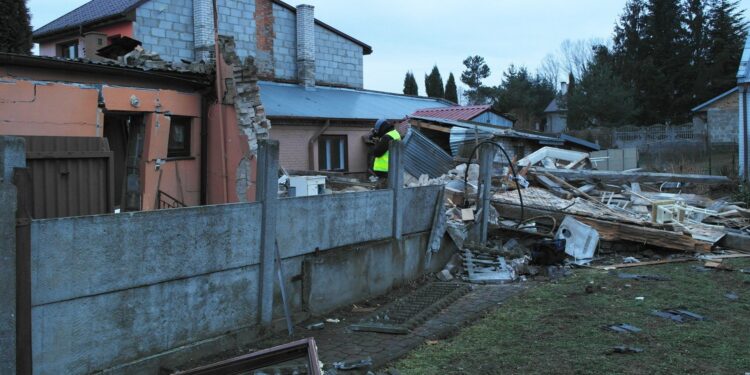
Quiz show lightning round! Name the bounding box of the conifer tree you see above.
[445,73,458,103]
[403,71,419,95]
[0,0,33,54]
[425,65,445,98]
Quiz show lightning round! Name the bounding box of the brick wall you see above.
[271,124,370,172]
[316,25,363,88]
[272,3,296,80]
[135,0,196,61]
[707,108,739,143]
[254,0,274,78]
[135,0,364,88]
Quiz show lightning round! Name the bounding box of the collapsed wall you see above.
[219,36,272,155]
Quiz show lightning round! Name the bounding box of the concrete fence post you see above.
[257,140,279,326]
[388,141,404,241]
[0,136,26,375]
[478,144,494,244]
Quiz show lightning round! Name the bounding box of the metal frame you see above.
[173,338,322,375]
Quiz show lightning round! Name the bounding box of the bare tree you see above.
[538,53,561,84]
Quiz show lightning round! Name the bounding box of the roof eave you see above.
[32,12,134,43]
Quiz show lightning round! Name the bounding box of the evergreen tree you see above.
[702,0,748,97]
[445,73,458,103]
[425,65,445,98]
[461,55,492,104]
[568,46,637,128]
[403,71,419,95]
[492,65,556,130]
[0,0,33,54]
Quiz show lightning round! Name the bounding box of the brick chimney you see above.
[296,4,315,88]
[193,0,215,61]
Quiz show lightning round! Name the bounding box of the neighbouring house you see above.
[0,46,269,215]
[412,105,514,127]
[739,36,750,179]
[542,82,568,133]
[33,0,449,176]
[692,87,739,144]
[33,0,370,89]
[408,115,598,162]
[260,83,448,173]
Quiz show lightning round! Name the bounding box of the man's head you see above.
[374,118,388,133]
[374,118,394,137]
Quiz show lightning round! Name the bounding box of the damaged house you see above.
[31,0,451,179]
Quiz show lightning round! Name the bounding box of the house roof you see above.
[411,105,492,121]
[32,0,373,55]
[259,81,450,120]
[33,0,143,39]
[738,36,750,84]
[544,98,562,113]
[691,87,739,112]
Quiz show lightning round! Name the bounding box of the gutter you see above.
[0,53,210,88]
[744,86,749,180]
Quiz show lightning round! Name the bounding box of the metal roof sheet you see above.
[33,0,142,38]
[412,105,491,121]
[739,36,750,84]
[403,129,454,178]
[258,81,450,120]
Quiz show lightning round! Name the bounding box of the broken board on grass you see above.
[462,249,516,283]
[349,282,470,334]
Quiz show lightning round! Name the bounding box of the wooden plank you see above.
[596,257,695,270]
[534,175,571,199]
[531,168,731,185]
[576,217,712,252]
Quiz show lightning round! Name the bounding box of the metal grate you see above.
[349,282,470,334]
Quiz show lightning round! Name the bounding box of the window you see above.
[167,117,192,158]
[318,135,348,171]
[58,40,78,59]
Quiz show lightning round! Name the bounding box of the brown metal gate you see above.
[23,136,114,218]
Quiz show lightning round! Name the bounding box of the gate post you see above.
[0,136,27,375]
[388,141,404,241]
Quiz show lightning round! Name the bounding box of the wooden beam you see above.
[575,217,712,253]
[412,121,452,133]
[595,258,695,270]
[530,168,731,185]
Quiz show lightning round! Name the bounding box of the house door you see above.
[103,113,145,211]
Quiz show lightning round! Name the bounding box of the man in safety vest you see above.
[371,118,401,185]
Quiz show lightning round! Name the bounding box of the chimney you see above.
[560,81,568,95]
[296,4,315,88]
[82,32,107,60]
[193,0,215,62]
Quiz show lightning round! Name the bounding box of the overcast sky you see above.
[29,0,750,95]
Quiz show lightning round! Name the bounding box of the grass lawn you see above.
[395,259,750,375]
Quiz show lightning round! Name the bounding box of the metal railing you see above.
[157,190,187,209]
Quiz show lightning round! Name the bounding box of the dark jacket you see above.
[373,123,397,157]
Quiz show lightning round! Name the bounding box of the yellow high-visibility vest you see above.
[373,130,401,172]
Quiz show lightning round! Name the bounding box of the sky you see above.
[28,0,750,95]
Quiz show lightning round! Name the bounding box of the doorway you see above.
[103,113,145,211]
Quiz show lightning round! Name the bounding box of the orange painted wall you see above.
[0,74,204,210]
[0,79,100,136]
[271,125,371,173]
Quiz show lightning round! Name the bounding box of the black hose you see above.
[462,140,524,225]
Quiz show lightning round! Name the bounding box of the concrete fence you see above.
[0,136,449,374]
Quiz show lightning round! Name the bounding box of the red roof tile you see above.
[411,105,491,121]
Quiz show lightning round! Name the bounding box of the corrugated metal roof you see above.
[412,105,491,121]
[33,0,142,38]
[259,81,450,120]
[738,36,750,84]
[559,134,600,151]
[403,128,454,178]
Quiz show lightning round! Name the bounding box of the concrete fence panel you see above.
[31,203,262,306]
[401,185,443,235]
[275,190,393,258]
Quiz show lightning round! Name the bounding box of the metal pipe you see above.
[212,0,229,203]
[307,119,331,170]
[199,92,209,205]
